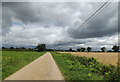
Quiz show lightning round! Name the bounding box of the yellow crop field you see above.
[59,52,119,66]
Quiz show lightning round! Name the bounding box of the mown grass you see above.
[51,52,120,80]
[2,51,45,80]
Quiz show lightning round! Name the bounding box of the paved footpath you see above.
[5,52,64,80]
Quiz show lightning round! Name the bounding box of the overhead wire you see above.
[71,0,112,34]
[55,0,113,50]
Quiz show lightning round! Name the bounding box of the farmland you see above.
[52,52,120,80]
[2,51,120,80]
[2,51,45,80]
[59,52,119,66]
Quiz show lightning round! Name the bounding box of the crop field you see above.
[59,52,119,66]
[2,51,45,80]
[2,51,120,80]
[52,52,120,80]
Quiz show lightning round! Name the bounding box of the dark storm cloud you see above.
[68,2,118,39]
[2,4,13,35]
[2,2,104,35]
[53,39,94,50]
[2,2,75,30]
[2,2,41,32]
[56,41,86,46]
[2,2,118,50]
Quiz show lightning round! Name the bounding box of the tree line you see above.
[69,45,119,52]
[1,47,35,51]
[1,44,120,52]
[1,44,47,52]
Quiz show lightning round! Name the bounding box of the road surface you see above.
[5,52,64,80]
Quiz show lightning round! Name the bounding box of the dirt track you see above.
[59,52,119,66]
[5,52,64,80]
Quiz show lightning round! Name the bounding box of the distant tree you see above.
[87,47,91,52]
[2,47,5,49]
[112,45,119,52]
[69,48,72,52]
[80,48,86,52]
[10,47,14,49]
[21,47,26,49]
[16,47,19,49]
[35,44,46,52]
[101,47,106,52]
[28,48,31,50]
[77,48,81,52]
[108,50,112,52]
[72,50,76,52]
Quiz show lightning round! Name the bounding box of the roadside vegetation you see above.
[52,52,120,80]
[2,51,45,80]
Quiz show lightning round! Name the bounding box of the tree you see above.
[69,48,72,52]
[28,48,32,50]
[35,44,46,52]
[10,47,14,49]
[112,45,119,52]
[101,47,106,52]
[77,48,81,52]
[108,50,112,52]
[22,47,26,49]
[16,47,19,49]
[2,47,5,49]
[80,48,86,52]
[19,47,26,49]
[87,47,91,52]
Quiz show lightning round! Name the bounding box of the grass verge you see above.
[51,52,120,80]
[2,51,45,80]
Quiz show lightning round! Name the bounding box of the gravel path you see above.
[5,52,64,80]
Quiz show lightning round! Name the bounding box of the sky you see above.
[2,2,118,51]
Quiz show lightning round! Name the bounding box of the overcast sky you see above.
[2,2,118,51]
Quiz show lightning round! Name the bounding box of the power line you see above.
[78,1,112,34]
[55,1,113,50]
[71,0,111,34]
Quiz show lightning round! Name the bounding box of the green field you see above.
[51,52,120,80]
[2,51,120,80]
[2,51,45,80]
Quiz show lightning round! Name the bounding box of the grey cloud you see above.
[55,41,86,46]
[3,2,74,27]
[68,2,118,39]
[2,2,118,50]
[2,2,103,35]
[2,5,13,35]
